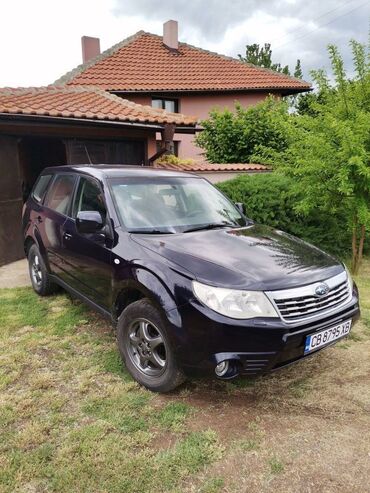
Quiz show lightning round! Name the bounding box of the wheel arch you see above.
[24,230,50,272]
[113,268,180,327]
[114,285,146,320]
[24,236,35,257]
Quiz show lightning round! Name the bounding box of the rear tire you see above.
[117,299,186,392]
[28,244,56,296]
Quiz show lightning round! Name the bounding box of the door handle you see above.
[64,232,72,240]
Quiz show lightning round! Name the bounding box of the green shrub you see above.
[217,173,357,257]
[156,154,195,166]
[195,97,288,163]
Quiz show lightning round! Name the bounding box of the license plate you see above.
[304,320,352,354]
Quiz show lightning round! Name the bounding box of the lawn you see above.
[0,260,369,493]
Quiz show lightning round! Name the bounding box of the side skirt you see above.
[50,275,114,324]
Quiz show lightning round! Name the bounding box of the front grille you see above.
[265,271,351,323]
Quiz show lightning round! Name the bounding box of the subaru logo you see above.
[315,283,330,297]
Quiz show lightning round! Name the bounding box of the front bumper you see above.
[176,287,360,378]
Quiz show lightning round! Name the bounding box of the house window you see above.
[152,98,179,113]
[156,140,179,157]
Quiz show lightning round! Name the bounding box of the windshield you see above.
[109,176,247,233]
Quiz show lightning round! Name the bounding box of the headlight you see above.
[344,265,353,296]
[192,281,279,319]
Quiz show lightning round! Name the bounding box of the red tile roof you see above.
[56,32,311,94]
[154,161,270,172]
[0,86,197,126]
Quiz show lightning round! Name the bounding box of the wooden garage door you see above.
[65,139,146,166]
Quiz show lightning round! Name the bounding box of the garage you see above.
[0,86,197,265]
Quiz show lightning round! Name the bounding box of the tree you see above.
[253,39,369,273]
[293,59,303,79]
[239,43,299,76]
[295,91,323,116]
[195,96,289,164]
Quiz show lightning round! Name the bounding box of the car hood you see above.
[131,224,343,290]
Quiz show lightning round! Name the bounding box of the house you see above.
[0,86,197,265]
[0,20,310,266]
[55,20,311,159]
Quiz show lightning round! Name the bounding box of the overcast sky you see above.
[0,0,368,87]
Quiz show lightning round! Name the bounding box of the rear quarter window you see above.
[44,174,77,216]
[32,174,53,203]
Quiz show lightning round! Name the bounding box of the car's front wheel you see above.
[28,244,56,296]
[117,299,185,392]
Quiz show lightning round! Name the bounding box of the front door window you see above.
[73,177,107,222]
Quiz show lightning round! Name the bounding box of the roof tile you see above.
[56,32,311,93]
[0,86,197,126]
[154,161,271,172]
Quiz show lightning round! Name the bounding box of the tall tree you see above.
[239,43,299,76]
[293,59,303,79]
[254,39,370,274]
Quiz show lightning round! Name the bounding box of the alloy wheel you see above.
[127,318,167,377]
[31,255,43,286]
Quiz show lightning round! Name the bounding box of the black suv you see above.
[23,165,360,392]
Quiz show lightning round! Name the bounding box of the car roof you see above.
[41,164,197,180]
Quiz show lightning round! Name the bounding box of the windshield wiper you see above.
[183,222,237,233]
[128,229,175,234]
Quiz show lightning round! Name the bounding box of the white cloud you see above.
[0,0,160,86]
[0,0,368,87]
[204,11,302,56]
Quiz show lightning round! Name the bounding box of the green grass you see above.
[157,401,193,431]
[236,438,260,451]
[0,258,369,492]
[0,288,222,493]
[268,456,284,474]
[354,260,370,332]
[288,377,312,398]
[200,477,225,493]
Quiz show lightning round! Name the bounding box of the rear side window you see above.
[32,174,52,203]
[44,174,76,216]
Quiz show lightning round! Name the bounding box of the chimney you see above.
[81,36,101,63]
[163,20,178,50]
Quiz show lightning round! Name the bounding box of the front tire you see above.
[28,244,56,296]
[117,299,185,392]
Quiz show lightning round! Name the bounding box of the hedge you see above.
[217,173,357,257]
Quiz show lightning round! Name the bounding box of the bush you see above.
[195,97,288,163]
[253,40,369,273]
[156,154,195,166]
[217,173,356,257]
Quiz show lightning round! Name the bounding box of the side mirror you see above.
[235,202,246,215]
[76,211,104,234]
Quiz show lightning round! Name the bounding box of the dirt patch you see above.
[176,317,370,492]
[182,413,370,493]
[0,258,30,288]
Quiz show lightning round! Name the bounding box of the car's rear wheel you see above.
[28,244,56,296]
[117,299,185,392]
